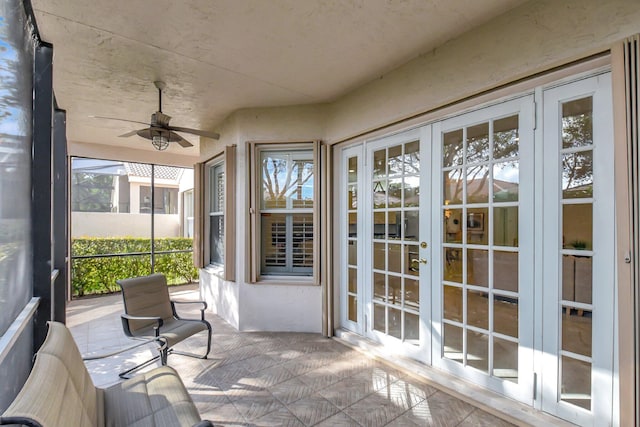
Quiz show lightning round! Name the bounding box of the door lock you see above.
[411,258,428,265]
[420,242,428,249]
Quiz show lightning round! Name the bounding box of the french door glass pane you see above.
[345,154,359,325]
[442,113,521,384]
[559,96,594,413]
[370,141,421,342]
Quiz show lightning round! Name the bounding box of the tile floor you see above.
[67,285,515,427]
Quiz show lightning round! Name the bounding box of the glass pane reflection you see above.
[493,337,518,383]
[403,177,420,207]
[404,211,419,241]
[493,115,519,159]
[389,145,403,176]
[466,122,490,164]
[405,278,419,309]
[467,330,489,373]
[466,164,490,203]
[373,242,385,270]
[562,203,592,250]
[373,273,385,302]
[493,161,519,202]
[404,140,420,174]
[443,130,464,167]
[443,323,463,361]
[348,295,357,322]
[562,151,593,199]
[443,285,463,322]
[348,156,358,182]
[348,267,356,293]
[467,249,488,287]
[444,248,462,283]
[405,312,419,341]
[388,243,402,274]
[388,178,402,208]
[467,290,489,330]
[348,240,357,266]
[374,304,385,333]
[561,356,592,410]
[562,307,592,357]
[562,97,593,149]
[444,209,463,243]
[494,296,518,338]
[373,149,387,178]
[444,169,463,205]
[494,206,518,247]
[494,251,518,292]
[347,184,357,209]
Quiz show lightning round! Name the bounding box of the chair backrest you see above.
[1,321,102,427]
[117,273,174,333]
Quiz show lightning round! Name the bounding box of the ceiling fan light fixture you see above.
[152,135,169,151]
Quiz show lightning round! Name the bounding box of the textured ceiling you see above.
[32,0,527,157]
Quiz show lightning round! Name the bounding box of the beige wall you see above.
[324,0,640,143]
[71,212,180,238]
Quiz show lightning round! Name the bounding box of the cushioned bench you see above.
[0,322,213,427]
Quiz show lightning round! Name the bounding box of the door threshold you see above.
[333,329,576,427]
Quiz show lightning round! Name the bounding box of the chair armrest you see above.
[170,300,208,321]
[82,336,168,361]
[192,421,215,427]
[121,314,163,337]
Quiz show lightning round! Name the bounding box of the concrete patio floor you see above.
[67,285,515,427]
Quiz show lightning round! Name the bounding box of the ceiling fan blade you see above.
[167,126,220,140]
[172,132,194,148]
[118,129,141,137]
[90,115,150,126]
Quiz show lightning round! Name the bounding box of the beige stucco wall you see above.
[324,0,640,143]
[71,212,180,238]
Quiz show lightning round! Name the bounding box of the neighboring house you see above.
[70,159,193,238]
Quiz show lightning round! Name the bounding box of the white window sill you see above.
[203,264,225,280]
[252,275,318,286]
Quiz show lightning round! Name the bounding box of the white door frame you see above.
[362,127,432,363]
[431,95,536,404]
[540,73,615,427]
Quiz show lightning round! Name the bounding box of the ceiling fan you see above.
[92,81,220,151]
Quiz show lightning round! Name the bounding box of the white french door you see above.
[336,71,616,426]
[541,74,615,426]
[363,129,431,361]
[431,96,535,403]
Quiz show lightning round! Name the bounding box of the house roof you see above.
[123,163,183,181]
[30,0,527,158]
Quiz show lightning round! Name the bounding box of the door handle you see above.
[411,258,427,265]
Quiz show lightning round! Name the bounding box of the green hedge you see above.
[71,237,198,297]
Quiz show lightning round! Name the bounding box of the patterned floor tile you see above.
[313,411,361,427]
[317,376,376,409]
[231,394,286,421]
[250,406,305,427]
[343,392,408,427]
[68,287,517,427]
[297,366,343,391]
[286,393,340,426]
[457,409,515,427]
[391,391,475,427]
[270,377,317,405]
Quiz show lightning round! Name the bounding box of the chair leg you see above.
[118,354,162,379]
[170,321,212,360]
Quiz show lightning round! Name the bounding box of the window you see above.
[140,186,178,214]
[182,189,194,237]
[208,163,225,265]
[249,142,320,282]
[195,145,235,281]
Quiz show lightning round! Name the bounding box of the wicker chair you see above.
[117,273,212,378]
